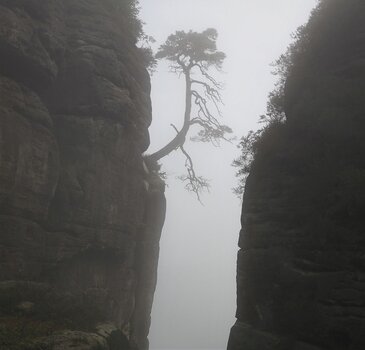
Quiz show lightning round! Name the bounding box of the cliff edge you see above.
[228,1,365,349]
[0,1,165,349]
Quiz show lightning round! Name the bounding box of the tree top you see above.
[156,28,226,70]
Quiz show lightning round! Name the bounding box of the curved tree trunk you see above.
[146,71,192,163]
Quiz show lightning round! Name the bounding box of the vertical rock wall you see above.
[228,1,365,349]
[0,1,165,349]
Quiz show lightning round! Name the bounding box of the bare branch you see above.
[191,79,223,104]
[193,63,223,89]
[191,90,222,126]
[169,124,210,202]
[178,143,210,203]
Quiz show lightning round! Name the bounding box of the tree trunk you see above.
[146,71,192,163]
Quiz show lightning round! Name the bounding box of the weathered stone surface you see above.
[29,325,131,350]
[229,1,365,349]
[228,322,325,350]
[0,1,164,349]
[0,77,59,221]
[130,174,166,350]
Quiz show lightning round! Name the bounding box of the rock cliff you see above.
[228,1,365,349]
[0,1,165,349]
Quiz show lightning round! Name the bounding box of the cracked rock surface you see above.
[0,1,165,349]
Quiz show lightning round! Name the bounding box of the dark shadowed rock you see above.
[228,1,365,349]
[0,0,164,349]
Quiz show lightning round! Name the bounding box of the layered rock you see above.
[0,1,165,349]
[228,1,365,349]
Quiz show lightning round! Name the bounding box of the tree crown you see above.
[156,28,226,70]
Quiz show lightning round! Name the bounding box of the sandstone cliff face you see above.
[228,1,365,349]
[0,1,165,349]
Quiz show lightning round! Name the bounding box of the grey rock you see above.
[0,0,165,349]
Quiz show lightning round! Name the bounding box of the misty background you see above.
[139,1,317,348]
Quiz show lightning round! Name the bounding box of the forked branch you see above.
[145,28,231,201]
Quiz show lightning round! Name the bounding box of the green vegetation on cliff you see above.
[114,0,143,42]
[229,0,365,348]
[234,0,365,208]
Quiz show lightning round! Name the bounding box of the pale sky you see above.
[139,1,318,348]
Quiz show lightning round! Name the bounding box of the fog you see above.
[139,1,317,348]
